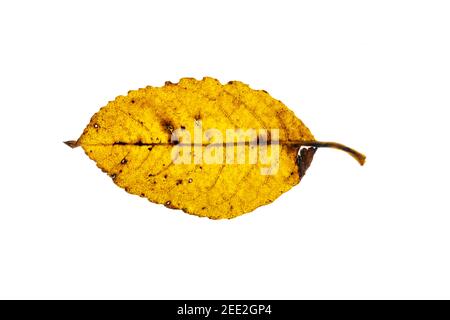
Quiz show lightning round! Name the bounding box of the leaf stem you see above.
[296,141,366,165]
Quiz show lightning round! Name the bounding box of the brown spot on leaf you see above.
[161,119,174,133]
[164,200,176,209]
[297,146,317,179]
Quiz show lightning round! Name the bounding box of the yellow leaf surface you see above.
[66,77,365,219]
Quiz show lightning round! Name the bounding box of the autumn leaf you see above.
[65,77,365,219]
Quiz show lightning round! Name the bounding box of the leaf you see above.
[65,77,365,219]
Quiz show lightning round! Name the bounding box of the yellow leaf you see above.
[65,77,365,219]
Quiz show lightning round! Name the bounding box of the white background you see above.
[0,0,449,299]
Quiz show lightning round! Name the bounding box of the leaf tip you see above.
[64,140,79,148]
